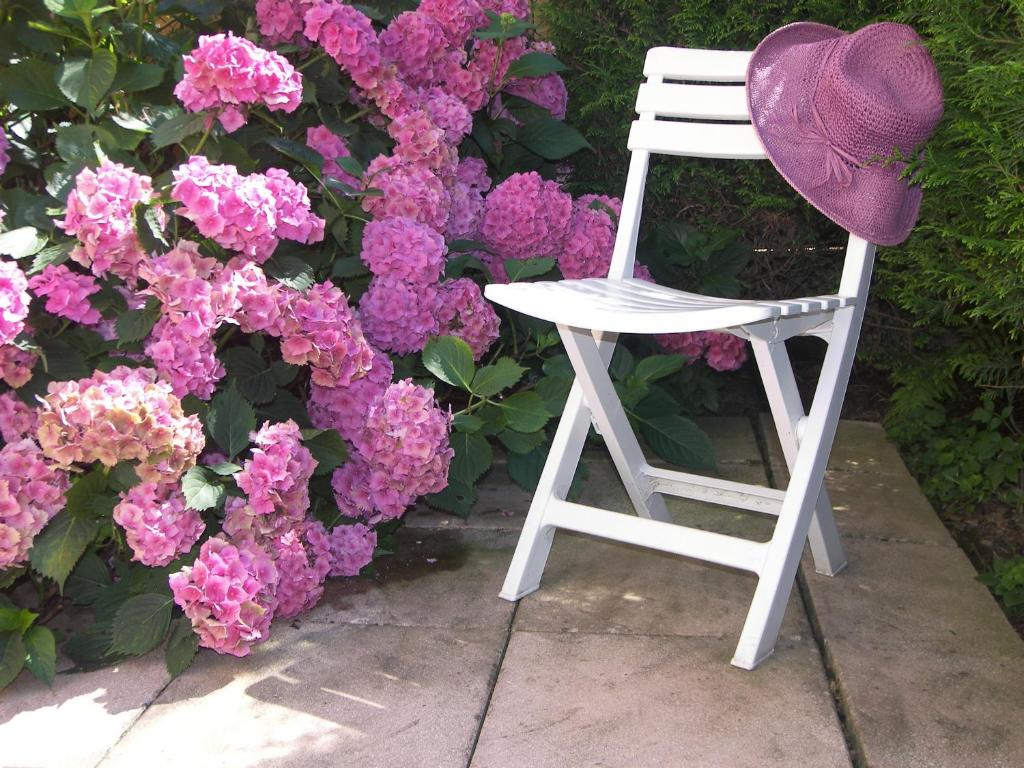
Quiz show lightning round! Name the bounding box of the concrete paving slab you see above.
[99,623,507,768]
[515,532,808,640]
[470,630,851,768]
[304,528,517,631]
[694,416,764,465]
[0,655,170,768]
[825,639,1024,768]
[760,415,909,478]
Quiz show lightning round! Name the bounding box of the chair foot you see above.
[814,558,848,577]
[730,646,775,671]
[499,584,541,602]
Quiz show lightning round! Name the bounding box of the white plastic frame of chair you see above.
[483,46,877,670]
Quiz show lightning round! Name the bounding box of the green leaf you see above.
[63,622,118,669]
[56,124,98,164]
[497,428,546,455]
[65,551,112,606]
[264,137,323,174]
[29,510,99,591]
[335,155,365,180]
[115,303,161,346]
[422,336,475,390]
[264,253,315,291]
[205,462,242,476]
[28,242,73,275]
[506,446,547,492]
[301,429,349,475]
[23,626,56,686]
[506,52,567,79]
[450,431,493,486]
[165,616,198,679]
[332,256,367,279]
[424,481,476,518]
[108,462,141,493]
[638,414,716,471]
[110,594,173,656]
[503,257,556,282]
[223,347,277,404]
[0,631,26,690]
[472,358,527,397]
[44,0,99,18]
[207,383,256,459]
[634,355,686,383]
[518,117,592,160]
[181,466,225,511]
[135,205,170,253]
[0,227,48,259]
[535,375,572,415]
[0,607,36,634]
[0,61,69,110]
[111,62,165,93]
[151,111,206,149]
[453,414,484,433]
[474,9,534,40]
[57,49,117,114]
[496,391,551,433]
[609,346,635,379]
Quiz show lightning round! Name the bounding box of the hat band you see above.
[791,102,861,188]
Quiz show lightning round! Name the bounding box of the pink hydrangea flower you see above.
[422,88,474,144]
[36,366,205,483]
[445,157,491,241]
[505,73,568,119]
[389,108,456,171]
[269,520,332,619]
[419,0,487,45]
[379,11,454,89]
[171,157,324,263]
[0,439,69,569]
[113,482,205,567]
[439,55,488,112]
[703,332,748,372]
[435,278,500,360]
[362,154,451,231]
[227,420,317,540]
[256,0,315,46]
[358,277,441,355]
[558,195,621,280]
[467,36,527,95]
[60,161,156,281]
[169,535,279,657]
[361,216,446,285]
[0,128,9,176]
[28,264,102,325]
[303,0,382,90]
[306,125,360,187]
[0,260,30,345]
[137,240,230,336]
[333,379,453,523]
[216,260,285,335]
[0,343,36,388]
[479,0,530,19]
[656,331,708,361]
[277,281,373,387]
[145,316,225,400]
[0,392,36,443]
[308,345,393,443]
[326,522,376,577]
[175,32,303,133]
[481,171,572,260]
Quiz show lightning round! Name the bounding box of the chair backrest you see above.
[608,46,874,302]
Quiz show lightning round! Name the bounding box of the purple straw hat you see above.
[746,22,943,246]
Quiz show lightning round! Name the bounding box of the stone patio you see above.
[2,418,1023,767]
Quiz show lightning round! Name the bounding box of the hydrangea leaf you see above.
[265,253,315,291]
[475,10,534,40]
[110,593,172,656]
[23,625,56,686]
[206,383,256,459]
[301,429,348,476]
[535,375,572,415]
[637,414,716,471]
[55,124,98,164]
[0,607,36,634]
[633,355,686,383]
[0,60,69,110]
[65,552,112,606]
[29,509,99,591]
[506,446,547,492]
[424,481,476,519]
[0,227,48,259]
[503,257,556,282]
[472,358,527,397]
[150,111,206,149]
[506,51,567,79]
[165,616,198,679]
[181,467,226,511]
[57,49,117,114]
[114,299,161,346]
[423,336,475,391]
[495,391,550,433]
[497,428,545,455]
[518,117,592,160]
[110,62,165,93]
[0,631,26,690]
[452,414,484,433]
[450,431,493,487]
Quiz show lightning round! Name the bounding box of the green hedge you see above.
[540,0,1024,509]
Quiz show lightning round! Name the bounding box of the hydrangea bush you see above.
[0,0,746,688]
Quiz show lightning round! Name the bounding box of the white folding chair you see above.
[483,46,876,670]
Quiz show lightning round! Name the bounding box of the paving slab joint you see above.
[93,671,176,768]
[466,601,519,767]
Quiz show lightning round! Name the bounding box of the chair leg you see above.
[732,305,865,669]
[751,338,847,576]
[559,325,672,523]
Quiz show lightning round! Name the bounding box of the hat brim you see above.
[746,22,921,246]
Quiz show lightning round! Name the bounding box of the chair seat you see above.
[484,278,853,334]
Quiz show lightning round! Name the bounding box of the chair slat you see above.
[635,82,749,120]
[627,120,766,159]
[644,47,751,82]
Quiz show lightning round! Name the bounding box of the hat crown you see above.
[813,23,944,164]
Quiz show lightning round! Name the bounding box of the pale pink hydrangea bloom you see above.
[360,216,446,285]
[305,125,360,187]
[558,194,621,280]
[27,264,102,325]
[326,522,376,577]
[445,157,491,241]
[60,161,156,281]
[169,535,279,657]
[0,344,36,388]
[0,260,30,345]
[358,277,441,355]
[113,482,205,567]
[479,0,530,19]
[0,439,70,569]
[438,55,488,112]
[379,11,455,89]
[362,154,451,231]
[703,332,748,372]
[435,278,500,360]
[36,366,205,483]
[137,240,230,335]
[419,0,487,45]
[216,260,285,335]
[175,32,303,133]
[0,128,9,176]
[333,379,453,523]
[467,36,527,94]
[255,0,315,46]
[308,346,393,443]
[171,157,324,263]
[145,316,225,400]
[421,87,474,143]
[0,392,36,443]
[228,420,317,540]
[303,0,382,90]
[481,171,572,260]
[655,331,708,361]
[269,520,332,618]
[389,109,456,171]
[277,281,373,387]
[505,73,568,119]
